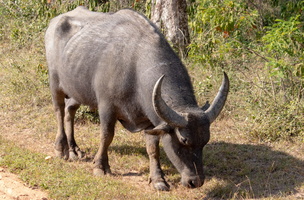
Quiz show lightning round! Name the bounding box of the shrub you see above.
[188,0,304,141]
[188,0,259,68]
[246,14,304,142]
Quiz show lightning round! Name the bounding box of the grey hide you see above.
[45,6,229,191]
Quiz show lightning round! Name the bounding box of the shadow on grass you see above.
[203,142,304,199]
[110,145,147,157]
[109,144,178,175]
[82,142,303,198]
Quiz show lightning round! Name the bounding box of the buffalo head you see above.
[151,72,229,188]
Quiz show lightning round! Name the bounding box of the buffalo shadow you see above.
[108,141,303,199]
[203,142,304,199]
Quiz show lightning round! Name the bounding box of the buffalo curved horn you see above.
[152,75,188,128]
[205,72,230,123]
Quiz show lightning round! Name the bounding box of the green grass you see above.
[0,137,166,200]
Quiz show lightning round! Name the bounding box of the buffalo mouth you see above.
[181,175,204,188]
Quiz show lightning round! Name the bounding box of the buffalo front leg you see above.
[64,98,84,161]
[145,132,170,191]
[93,105,116,176]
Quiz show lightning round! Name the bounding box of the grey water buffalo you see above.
[45,6,229,191]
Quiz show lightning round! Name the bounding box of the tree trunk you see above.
[151,0,190,58]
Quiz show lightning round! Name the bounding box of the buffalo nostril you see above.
[185,178,204,188]
[188,180,196,188]
[182,175,204,188]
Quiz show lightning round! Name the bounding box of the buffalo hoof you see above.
[93,168,112,176]
[68,148,85,161]
[149,178,170,191]
[153,182,170,191]
[55,148,69,160]
[68,151,79,161]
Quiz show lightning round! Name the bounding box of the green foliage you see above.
[261,14,304,100]
[1,0,50,46]
[262,16,303,64]
[254,0,304,26]
[0,0,136,47]
[263,16,303,57]
[247,13,304,141]
[188,0,259,67]
[188,0,303,142]
[75,106,100,124]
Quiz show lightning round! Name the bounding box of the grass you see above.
[0,137,163,200]
[0,0,303,199]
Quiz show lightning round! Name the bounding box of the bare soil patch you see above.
[0,167,48,200]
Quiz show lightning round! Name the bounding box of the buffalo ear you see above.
[145,123,172,135]
[201,101,210,111]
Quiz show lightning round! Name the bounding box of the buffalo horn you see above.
[205,72,229,123]
[152,75,188,128]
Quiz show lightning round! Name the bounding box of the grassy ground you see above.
[0,39,303,199]
[0,1,303,199]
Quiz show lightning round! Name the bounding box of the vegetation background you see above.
[0,0,303,199]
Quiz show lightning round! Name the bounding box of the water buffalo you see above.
[45,6,229,191]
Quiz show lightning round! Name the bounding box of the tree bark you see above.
[151,0,190,58]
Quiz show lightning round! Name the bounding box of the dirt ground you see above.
[0,128,52,200]
[0,167,48,200]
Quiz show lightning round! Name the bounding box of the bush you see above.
[188,0,259,67]
[188,0,304,141]
[247,13,304,141]
[247,96,304,142]
[261,15,304,100]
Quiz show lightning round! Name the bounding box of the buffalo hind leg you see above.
[52,91,69,160]
[93,104,116,176]
[64,98,84,161]
[145,132,170,191]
